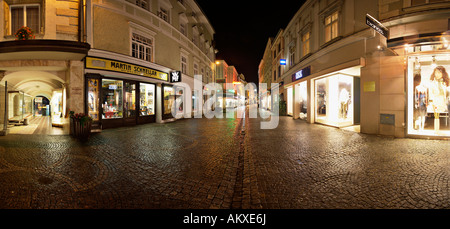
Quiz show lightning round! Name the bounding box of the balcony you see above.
[0,39,90,61]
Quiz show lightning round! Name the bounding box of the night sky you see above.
[195,0,307,84]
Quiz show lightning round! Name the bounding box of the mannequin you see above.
[414,74,428,131]
[339,88,350,119]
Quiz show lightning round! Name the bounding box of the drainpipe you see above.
[4,81,7,132]
[78,0,85,42]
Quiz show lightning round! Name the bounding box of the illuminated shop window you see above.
[102,79,123,119]
[139,83,155,116]
[164,86,175,115]
[296,81,308,120]
[407,54,450,137]
[315,74,354,127]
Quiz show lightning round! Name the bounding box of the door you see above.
[124,81,137,126]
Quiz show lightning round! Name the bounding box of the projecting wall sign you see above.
[170,71,182,83]
[366,14,389,38]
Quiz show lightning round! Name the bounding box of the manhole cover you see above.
[38,177,53,185]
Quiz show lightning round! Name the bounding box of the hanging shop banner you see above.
[85,57,169,82]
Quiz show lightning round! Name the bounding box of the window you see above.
[127,0,149,10]
[132,33,153,62]
[102,79,123,119]
[177,0,185,6]
[278,66,281,78]
[139,83,155,116]
[302,32,310,57]
[193,63,199,75]
[158,7,170,23]
[411,0,446,6]
[325,11,339,42]
[180,22,187,36]
[274,70,277,81]
[181,55,188,74]
[289,45,295,67]
[10,5,40,35]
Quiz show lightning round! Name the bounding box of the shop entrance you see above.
[1,71,67,135]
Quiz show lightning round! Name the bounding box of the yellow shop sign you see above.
[85,57,169,82]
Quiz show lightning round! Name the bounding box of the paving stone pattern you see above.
[0,110,448,209]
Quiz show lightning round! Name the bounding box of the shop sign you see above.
[366,14,389,38]
[292,66,311,82]
[170,71,182,83]
[85,57,168,82]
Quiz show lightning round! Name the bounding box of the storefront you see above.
[85,56,169,130]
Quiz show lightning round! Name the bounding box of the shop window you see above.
[296,81,308,120]
[139,83,155,116]
[87,78,100,121]
[315,74,354,127]
[407,54,450,136]
[287,87,293,115]
[10,5,40,35]
[102,79,123,119]
[132,33,153,62]
[324,11,339,43]
[163,86,175,116]
[302,32,310,57]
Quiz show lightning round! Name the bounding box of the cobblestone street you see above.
[0,108,448,209]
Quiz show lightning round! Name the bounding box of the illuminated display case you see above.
[407,51,450,137]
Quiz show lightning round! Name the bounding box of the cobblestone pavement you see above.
[0,108,448,209]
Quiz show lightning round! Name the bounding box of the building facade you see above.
[0,0,216,134]
[263,0,450,139]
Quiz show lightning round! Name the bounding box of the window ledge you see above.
[320,36,343,49]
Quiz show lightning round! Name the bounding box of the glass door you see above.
[124,81,137,125]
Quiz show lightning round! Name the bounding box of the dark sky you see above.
[195,0,307,84]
